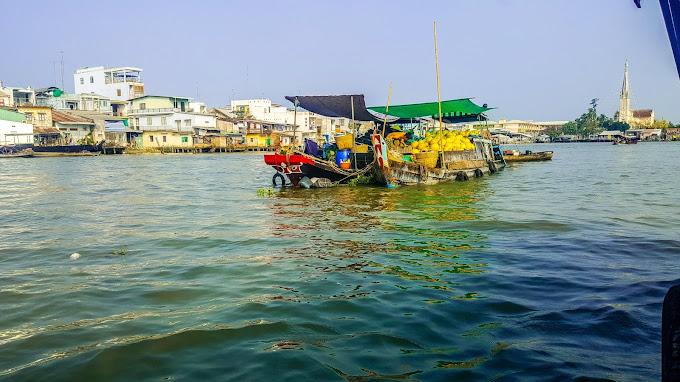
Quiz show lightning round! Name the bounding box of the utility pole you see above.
[60,51,65,90]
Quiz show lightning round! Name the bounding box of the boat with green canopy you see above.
[264,94,503,187]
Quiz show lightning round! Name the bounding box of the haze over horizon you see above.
[2,0,678,123]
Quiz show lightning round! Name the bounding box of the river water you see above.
[1,142,679,381]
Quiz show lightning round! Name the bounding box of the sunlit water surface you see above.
[1,143,679,381]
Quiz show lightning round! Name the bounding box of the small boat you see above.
[502,150,553,162]
[0,147,34,158]
[613,138,638,145]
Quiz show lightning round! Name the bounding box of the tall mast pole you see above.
[381,82,393,136]
[60,51,65,90]
[434,22,443,145]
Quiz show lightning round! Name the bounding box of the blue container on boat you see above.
[335,149,350,166]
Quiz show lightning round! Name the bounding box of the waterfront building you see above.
[614,61,654,127]
[627,128,663,141]
[127,95,216,147]
[35,87,113,115]
[243,119,296,149]
[0,107,33,145]
[494,119,568,137]
[16,105,53,129]
[664,128,680,140]
[70,111,124,145]
[0,81,36,107]
[51,110,96,144]
[209,108,239,134]
[73,66,145,104]
[597,130,625,140]
[230,98,353,145]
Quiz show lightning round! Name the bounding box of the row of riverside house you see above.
[0,66,366,153]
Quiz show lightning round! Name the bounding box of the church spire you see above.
[618,61,631,123]
[621,60,630,99]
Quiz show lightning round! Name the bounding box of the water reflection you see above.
[266,180,492,303]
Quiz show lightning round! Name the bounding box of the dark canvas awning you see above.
[285,95,380,122]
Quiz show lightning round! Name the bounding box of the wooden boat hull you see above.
[0,147,34,158]
[504,151,553,162]
[0,153,34,158]
[32,144,103,156]
[370,134,502,186]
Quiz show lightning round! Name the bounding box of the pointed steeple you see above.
[618,61,631,123]
[621,61,630,99]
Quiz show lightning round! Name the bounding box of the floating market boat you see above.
[0,146,34,158]
[263,94,503,187]
[371,133,501,186]
[368,97,503,186]
[502,150,553,162]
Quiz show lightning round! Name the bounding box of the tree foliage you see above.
[653,119,670,129]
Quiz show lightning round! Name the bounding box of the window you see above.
[176,120,181,129]
[147,117,152,125]
[162,136,167,143]
[117,89,121,97]
[250,138,254,143]
[38,113,46,121]
[135,118,140,129]
[181,137,188,143]
[25,114,33,121]
[161,117,167,125]
[90,76,94,83]
[150,135,154,142]
[139,103,146,110]
[80,77,84,84]
[184,119,191,127]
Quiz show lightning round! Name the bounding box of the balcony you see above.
[129,108,178,115]
[13,99,34,107]
[105,77,143,84]
[137,125,193,133]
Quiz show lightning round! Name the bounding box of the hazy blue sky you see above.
[2,0,678,122]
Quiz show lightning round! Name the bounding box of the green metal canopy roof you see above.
[368,98,492,120]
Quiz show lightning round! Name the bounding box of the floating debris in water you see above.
[257,187,274,197]
[69,253,80,259]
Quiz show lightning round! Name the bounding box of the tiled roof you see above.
[632,109,653,118]
[34,126,61,134]
[51,109,94,124]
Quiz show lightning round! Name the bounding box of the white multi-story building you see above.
[494,119,568,136]
[0,81,36,106]
[35,88,113,114]
[74,66,145,102]
[128,95,215,133]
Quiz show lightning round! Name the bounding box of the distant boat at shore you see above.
[503,150,553,162]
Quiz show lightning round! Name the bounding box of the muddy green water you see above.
[1,142,679,381]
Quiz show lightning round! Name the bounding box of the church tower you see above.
[618,61,631,123]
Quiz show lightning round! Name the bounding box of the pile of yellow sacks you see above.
[411,130,478,154]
